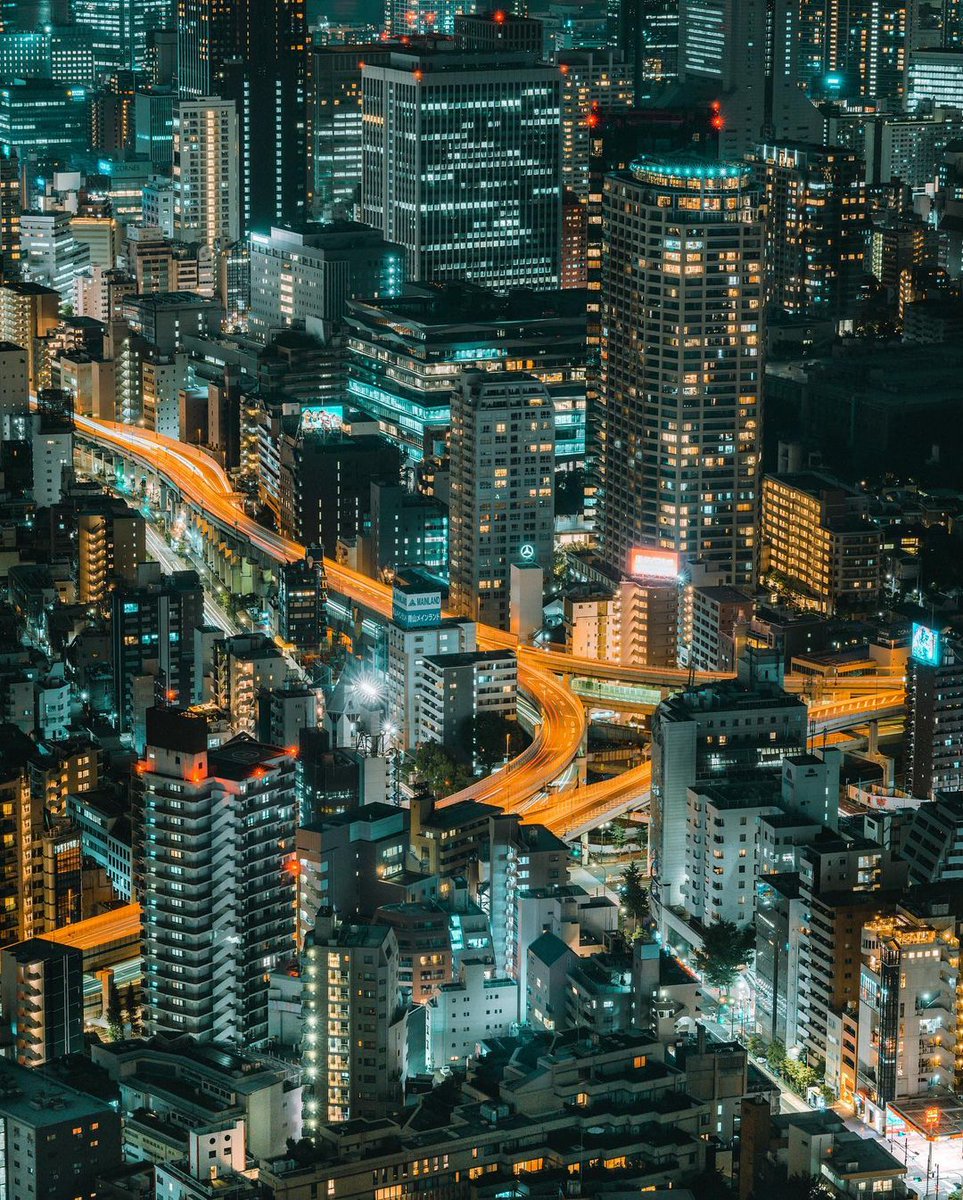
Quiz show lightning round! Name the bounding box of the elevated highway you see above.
[74,417,907,838]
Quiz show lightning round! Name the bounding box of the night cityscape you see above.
[0,0,962,1197]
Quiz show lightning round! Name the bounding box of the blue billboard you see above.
[911,623,941,667]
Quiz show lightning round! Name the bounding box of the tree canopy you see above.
[694,920,755,991]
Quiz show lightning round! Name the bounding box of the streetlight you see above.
[926,1106,940,1197]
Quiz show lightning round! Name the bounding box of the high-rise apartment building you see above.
[0,339,26,441]
[139,708,297,1042]
[754,143,869,319]
[449,372,555,629]
[0,280,60,391]
[650,679,808,908]
[600,158,765,586]
[213,634,289,735]
[856,912,961,1124]
[0,148,19,283]
[172,97,240,254]
[177,0,309,232]
[418,650,518,768]
[76,500,147,607]
[838,0,910,100]
[907,626,963,798]
[110,564,204,746]
[361,48,563,288]
[0,727,45,948]
[557,50,635,197]
[302,910,407,1129]
[795,832,906,1068]
[0,939,84,1066]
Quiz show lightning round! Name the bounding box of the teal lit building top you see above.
[630,154,753,185]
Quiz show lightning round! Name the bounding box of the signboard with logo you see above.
[392,587,442,630]
[628,547,681,580]
[911,623,941,667]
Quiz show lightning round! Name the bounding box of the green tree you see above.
[620,860,648,923]
[408,742,474,798]
[685,1168,734,1200]
[106,978,124,1041]
[781,1175,833,1200]
[693,920,755,993]
[469,712,527,773]
[123,983,140,1036]
[766,1038,787,1073]
[747,1033,765,1057]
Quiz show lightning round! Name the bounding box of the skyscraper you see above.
[362,47,563,288]
[139,707,297,1042]
[754,142,869,318]
[176,0,309,232]
[172,97,240,253]
[599,157,765,587]
[176,0,238,97]
[609,0,679,97]
[71,0,171,72]
[449,372,555,629]
[907,626,963,798]
[678,0,824,155]
[0,939,84,1066]
[0,148,20,283]
[312,44,394,219]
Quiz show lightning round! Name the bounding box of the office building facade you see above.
[344,283,588,465]
[449,372,555,629]
[248,222,403,339]
[362,49,563,288]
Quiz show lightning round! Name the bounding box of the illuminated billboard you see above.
[628,548,681,580]
[300,406,344,435]
[911,623,941,667]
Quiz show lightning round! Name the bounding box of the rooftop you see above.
[660,680,806,721]
[348,282,588,330]
[0,1058,114,1127]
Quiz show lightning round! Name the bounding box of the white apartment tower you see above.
[600,158,765,587]
[172,97,240,254]
[449,371,555,629]
[139,709,296,1044]
[301,911,407,1130]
